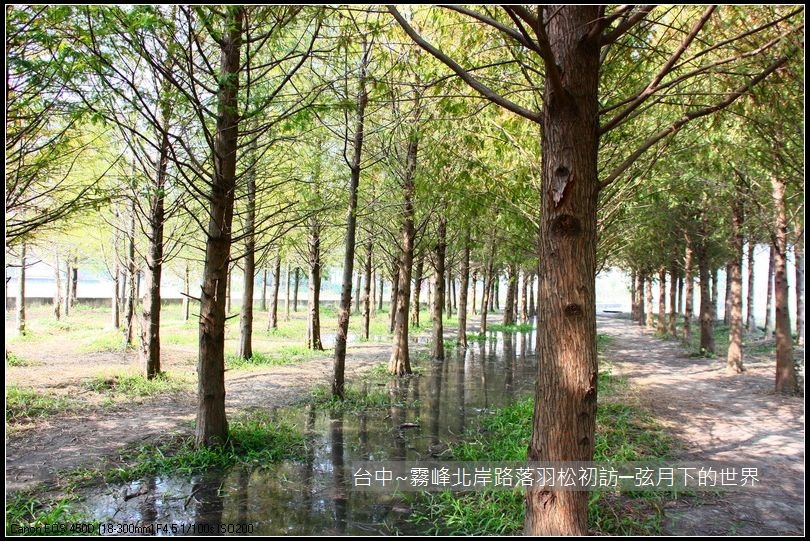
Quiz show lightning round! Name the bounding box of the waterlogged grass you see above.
[82,372,189,398]
[309,382,421,412]
[6,386,79,425]
[105,410,306,483]
[487,322,535,333]
[409,368,673,535]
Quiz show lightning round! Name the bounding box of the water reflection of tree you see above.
[330,409,347,533]
[191,473,224,534]
[456,347,466,435]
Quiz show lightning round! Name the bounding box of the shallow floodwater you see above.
[80,329,537,535]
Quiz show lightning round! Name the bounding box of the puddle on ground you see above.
[79,327,537,535]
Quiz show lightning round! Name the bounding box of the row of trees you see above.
[6,5,803,535]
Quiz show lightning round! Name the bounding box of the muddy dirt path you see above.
[5,341,407,494]
[598,314,804,536]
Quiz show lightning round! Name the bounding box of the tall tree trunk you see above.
[683,234,694,342]
[64,256,71,317]
[184,262,190,322]
[503,264,517,325]
[378,272,384,312]
[283,262,290,322]
[696,238,715,355]
[726,189,745,373]
[493,278,499,310]
[54,254,62,321]
[261,268,267,312]
[630,271,637,321]
[488,278,496,312]
[637,272,645,327]
[668,263,677,337]
[124,199,137,346]
[445,264,453,319]
[479,239,496,334]
[140,105,172,379]
[710,267,719,323]
[764,245,774,336]
[16,243,25,335]
[388,256,400,333]
[70,257,78,308]
[452,272,457,312]
[677,272,684,318]
[795,226,804,347]
[362,239,373,340]
[111,214,120,328]
[225,265,232,315]
[195,6,242,448]
[520,270,529,322]
[745,242,756,333]
[772,173,797,393]
[526,8,600,534]
[723,263,732,325]
[411,252,424,328]
[269,255,281,331]
[293,267,300,312]
[388,135,418,376]
[354,273,362,314]
[238,153,257,360]
[529,271,536,317]
[333,42,368,398]
[645,275,654,330]
[471,271,477,315]
[657,268,666,334]
[307,221,323,350]
[458,229,470,349]
[431,218,446,360]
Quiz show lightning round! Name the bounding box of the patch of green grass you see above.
[5,491,90,535]
[78,331,130,353]
[6,386,78,424]
[105,410,306,483]
[6,351,32,367]
[162,332,197,346]
[82,372,188,398]
[409,368,673,535]
[466,333,487,342]
[597,333,613,352]
[226,347,323,370]
[488,322,534,333]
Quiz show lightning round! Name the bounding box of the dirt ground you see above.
[598,314,804,536]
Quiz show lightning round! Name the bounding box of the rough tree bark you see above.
[411,252,424,328]
[479,239,495,334]
[683,234,694,342]
[723,263,732,325]
[764,244,774,336]
[333,39,368,398]
[431,218,446,361]
[745,242,755,333]
[772,173,797,393]
[677,273,684,316]
[388,134,418,376]
[668,263,677,337]
[503,264,517,325]
[238,147,257,361]
[124,199,137,346]
[657,268,666,334]
[525,8,601,534]
[710,268,719,323]
[696,235,715,355]
[645,275,654,330]
[307,217,323,350]
[54,254,62,321]
[726,185,744,373]
[362,239,373,340]
[637,272,645,327]
[140,91,173,379]
[269,255,281,331]
[195,6,243,447]
[458,229,470,349]
[445,264,453,319]
[16,243,25,335]
[795,226,804,347]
